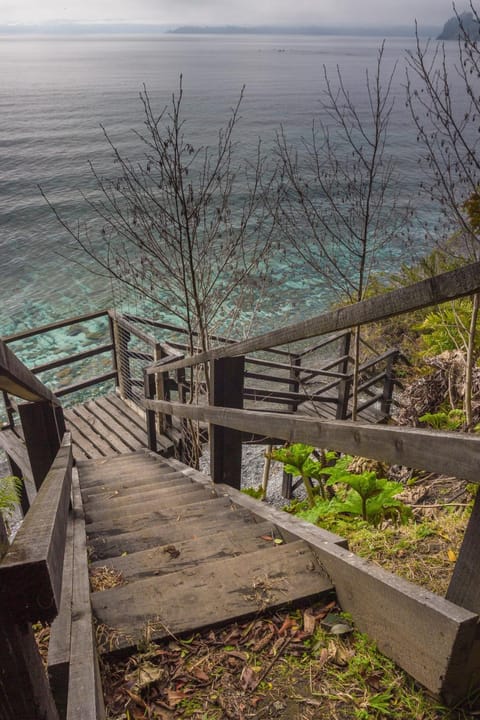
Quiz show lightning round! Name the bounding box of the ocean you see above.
[0,33,463,347]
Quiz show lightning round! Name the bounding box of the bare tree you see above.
[406,3,480,427]
[276,43,409,418]
[46,79,277,394]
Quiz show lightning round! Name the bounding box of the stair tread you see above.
[89,520,281,583]
[92,540,333,653]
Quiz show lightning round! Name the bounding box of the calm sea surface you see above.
[0,34,464,340]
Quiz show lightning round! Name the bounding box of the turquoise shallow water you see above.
[0,33,463,354]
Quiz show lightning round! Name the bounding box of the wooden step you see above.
[81,476,195,506]
[91,540,333,654]
[88,504,260,560]
[89,520,280,583]
[85,487,217,532]
[86,495,230,538]
[80,471,191,499]
[83,480,206,522]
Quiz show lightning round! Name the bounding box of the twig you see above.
[249,636,293,692]
[411,502,471,508]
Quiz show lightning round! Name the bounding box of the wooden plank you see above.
[48,509,74,720]
[144,399,480,484]
[0,610,60,720]
[215,482,479,704]
[83,399,144,451]
[164,459,347,548]
[0,436,72,622]
[80,402,138,453]
[89,520,283,582]
[86,488,216,533]
[86,494,225,537]
[20,401,66,489]
[149,260,480,373]
[67,469,105,720]
[80,466,192,493]
[67,408,117,456]
[31,343,114,375]
[0,338,59,403]
[94,395,147,445]
[3,309,109,343]
[0,427,33,482]
[446,490,480,613]
[54,370,117,399]
[64,414,104,460]
[91,540,333,653]
[211,356,244,489]
[88,504,260,560]
[84,485,213,523]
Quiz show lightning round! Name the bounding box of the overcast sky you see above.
[0,0,460,29]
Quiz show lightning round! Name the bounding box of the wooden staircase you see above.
[77,451,334,654]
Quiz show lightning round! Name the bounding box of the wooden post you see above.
[0,514,8,559]
[336,331,352,420]
[210,356,245,489]
[144,369,157,454]
[110,315,132,400]
[380,351,397,419]
[19,401,65,491]
[282,354,302,498]
[107,313,119,389]
[446,490,480,614]
[0,612,60,720]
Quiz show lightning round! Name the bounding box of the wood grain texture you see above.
[446,490,480,613]
[0,611,60,720]
[89,521,282,582]
[0,435,72,622]
[91,541,332,652]
[0,338,60,402]
[144,399,480,483]
[147,260,480,373]
[67,469,105,720]
[214,481,479,703]
[48,510,74,719]
[87,504,260,560]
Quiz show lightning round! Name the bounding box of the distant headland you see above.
[437,11,480,40]
[168,24,439,38]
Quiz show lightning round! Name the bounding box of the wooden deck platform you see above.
[76,451,334,655]
[64,394,173,460]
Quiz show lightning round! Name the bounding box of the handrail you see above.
[2,309,109,344]
[0,339,61,404]
[147,260,480,375]
[143,397,480,484]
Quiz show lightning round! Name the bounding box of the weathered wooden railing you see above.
[142,260,480,705]
[0,338,96,720]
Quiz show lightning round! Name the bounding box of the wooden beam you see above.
[19,401,66,490]
[48,510,74,720]
[67,469,105,720]
[0,435,72,623]
[3,309,109,344]
[210,356,244,489]
[148,260,480,374]
[31,343,114,375]
[0,340,60,403]
[446,491,480,613]
[0,610,60,720]
[214,482,479,704]
[143,399,480,484]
